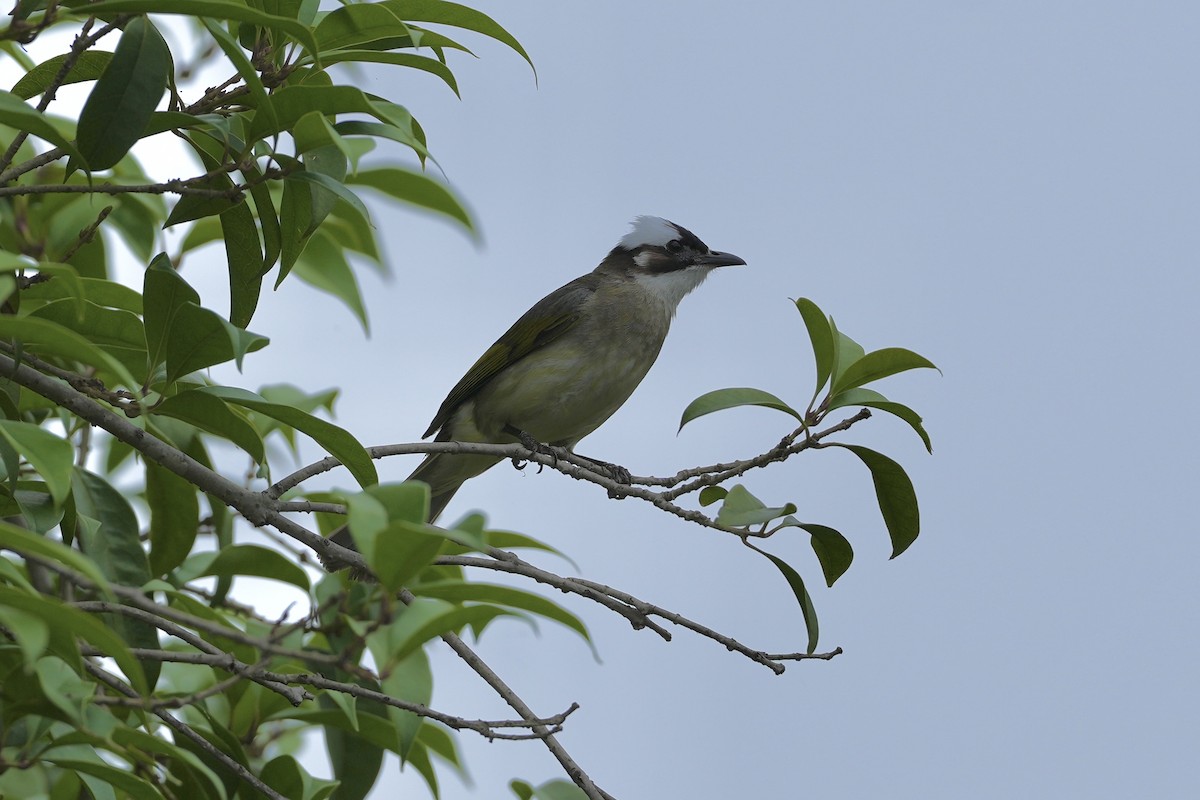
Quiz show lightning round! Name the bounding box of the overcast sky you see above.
[212,2,1198,797]
[12,1,1200,797]
[247,2,1199,797]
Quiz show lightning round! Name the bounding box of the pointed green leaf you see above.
[221,196,265,329]
[348,167,474,233]
[0,519,111,595]
[0,421,73,506]
[0,584,147,694]
[835,444,920,558]
[698,485,727,507]
[203,386,377,488]
[377,0,534,74]
[76,17,170,171]
[152,389,265,463]
[828,388,933,453]
[145,461,199,577]
[831,347,938,395]
[0,91,83,160]
[799,522,854,587]
[81,1,320,57]
[795,297,834,397]
[760,551,819,654]
[315,51,459,96]
[679,387,802,432]
[715,484,797,528]
[0,317,138,389]
[291,230,368,329]
[161,302,269,383]
[143,252,198,375]
[11,51,113,100]
[71,469,158,683]
[177,545,310,592]
[828,318,864,392]
[415,581,591,644]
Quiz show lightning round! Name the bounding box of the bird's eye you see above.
[666,239,683,253]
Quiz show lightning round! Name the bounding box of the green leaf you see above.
[246,85,412,142]
[221,196,265,329]
[795,297,834,398]
[799,522,854,587]
[288,171,371,227]
[291,229,368,329]
[0,605,49,670]
[203,386,377,489]
[0,421,73,506]
[315,51,459,96]
[152,389,265,463]
[714,484,797,528]
[678,387,802,432]
[386,598,515,661]
[828,320,865,392]
[834,444,920,558]
[75,17,170,171]
[377,0,534,74]
[698,485,728,507]
[28,300,148,382]
[831,347,939,395]
[176,545,310,592]
[70,468,159,685]
[143,252,198,375]
[415,581,591,644]
[10,51,114,99]
[145,461,199,577]
[0,91,83,161]
[0,519,111,596]
[761,551,819,654]
[0,585,147,694]
[81,1,320,58]
[0,317,138,390]
[42,756,160,800]
[160,302,269,383]
[828,388,933,453]
[279,174,315,278]
[18,275,141,315]
[348,167,474,233]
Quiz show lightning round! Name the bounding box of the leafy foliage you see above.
[682,297,936,651]
[0,5,936,799]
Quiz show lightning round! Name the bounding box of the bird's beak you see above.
[693,250,747,268]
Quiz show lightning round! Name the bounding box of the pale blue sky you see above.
[230,1,1199,797]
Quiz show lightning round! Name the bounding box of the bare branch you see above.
[83,661,288,800]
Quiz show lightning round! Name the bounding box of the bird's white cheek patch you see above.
[634,251,656,268]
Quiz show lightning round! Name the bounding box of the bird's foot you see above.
[576,455,633,486]
[505,425,557,474]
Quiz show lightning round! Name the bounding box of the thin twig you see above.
[83,662,287,800]
[58,204,112,262]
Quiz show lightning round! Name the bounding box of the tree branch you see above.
[83,661,288,800]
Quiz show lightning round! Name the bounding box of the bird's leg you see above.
[503,424,560,473]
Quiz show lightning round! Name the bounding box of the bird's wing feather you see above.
[423,274,600,438]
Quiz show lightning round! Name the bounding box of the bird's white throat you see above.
[632,266,713,312]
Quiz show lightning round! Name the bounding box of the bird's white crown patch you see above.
[620,216,681,250]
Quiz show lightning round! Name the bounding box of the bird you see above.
[332,216,744,549]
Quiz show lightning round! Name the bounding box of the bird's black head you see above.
[608,216,746,274]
